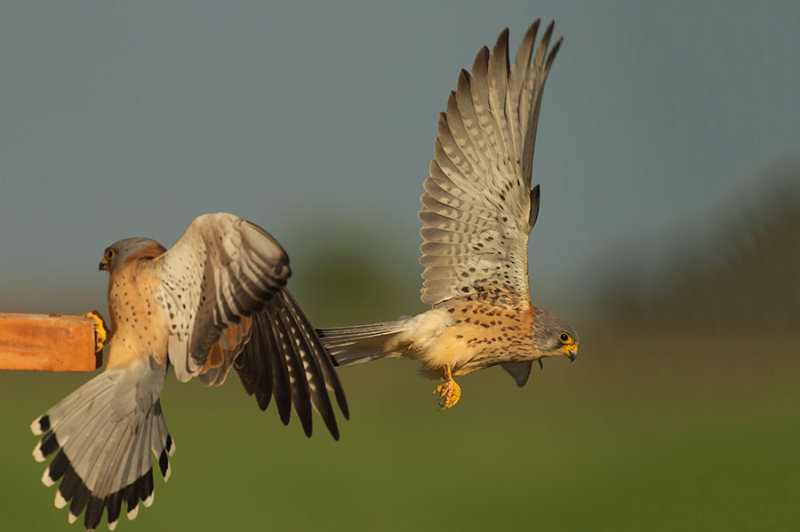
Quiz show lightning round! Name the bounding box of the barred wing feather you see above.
[419,20,561,309]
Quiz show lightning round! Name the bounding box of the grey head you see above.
[500,307,579,387]
[98,237,161,275]
[531,307,580,361]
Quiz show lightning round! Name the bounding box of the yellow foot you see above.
[433,366,461,410]
[84,310,109,353]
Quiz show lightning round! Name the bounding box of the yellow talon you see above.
[84,310,109,353]
[433,366,461,410]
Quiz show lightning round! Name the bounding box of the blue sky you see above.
[1,1,798,317]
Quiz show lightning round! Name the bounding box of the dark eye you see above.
[559,332,571,344]
[105,249,116,260]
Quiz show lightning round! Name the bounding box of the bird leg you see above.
[84,310,109,353]
[433,365,461,410]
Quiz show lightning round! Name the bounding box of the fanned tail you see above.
[31,361,172,531]
[317,320,413,366]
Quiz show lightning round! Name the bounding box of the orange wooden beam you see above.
[0,313,101,372]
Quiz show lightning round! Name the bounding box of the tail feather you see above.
[100,421,142,528]
[31,361,171,531]
[317,320,413,366]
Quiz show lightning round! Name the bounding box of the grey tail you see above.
[317,319,413,366]
[31,361,172,531]
[235,288,349,441]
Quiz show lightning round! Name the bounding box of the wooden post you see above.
[0,313,102,371]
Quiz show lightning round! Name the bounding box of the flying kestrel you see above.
[319,20,579,409]
[31,213,348,530]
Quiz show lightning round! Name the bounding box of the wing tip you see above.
[495,27,510,50]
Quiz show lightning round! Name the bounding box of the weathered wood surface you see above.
[0,313,101,371]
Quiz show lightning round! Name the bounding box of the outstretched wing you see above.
[419,20,561,309]
[235,289,350,440]
[151,212,290,382]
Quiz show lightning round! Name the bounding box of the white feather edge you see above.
[41,468,55,486]
[31,416,45,435]
[54,491,67,509]
[33,441,46,462]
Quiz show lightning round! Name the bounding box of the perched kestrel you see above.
[319,20,579,409]
[31,213,348,530]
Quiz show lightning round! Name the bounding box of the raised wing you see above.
[152,213,290,382]
[419,20,561,309]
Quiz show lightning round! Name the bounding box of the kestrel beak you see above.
[99,258,109,272]
[563,344,578,362]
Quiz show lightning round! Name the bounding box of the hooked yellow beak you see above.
[563,344,578,362]
[99,257,110,272]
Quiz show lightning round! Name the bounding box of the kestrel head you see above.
[531,308,579,361]
[98,237,161,274]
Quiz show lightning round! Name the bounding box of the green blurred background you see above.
[3,184,799,531]
[2,1,800,530]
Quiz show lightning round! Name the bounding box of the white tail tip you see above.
[55,491,67,509]
[33,442,46,463]
[41,468,55,487]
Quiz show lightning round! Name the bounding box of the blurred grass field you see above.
[3,194,799,530]
[3,317,799,531]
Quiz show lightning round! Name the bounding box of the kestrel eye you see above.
[106,249,116,260]
[559,332,571,344]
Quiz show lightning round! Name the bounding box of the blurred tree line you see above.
[609,169,800,333]
[287,167,800,338]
